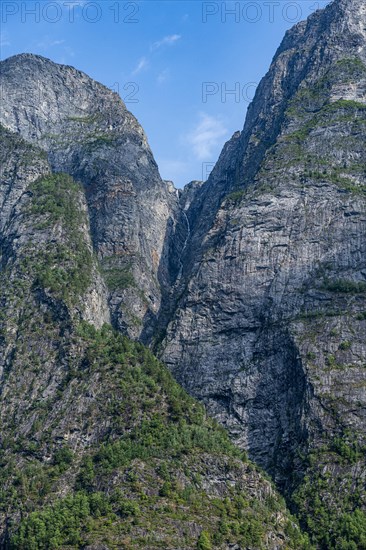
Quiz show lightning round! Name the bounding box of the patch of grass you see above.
[25,174,94,303]
[321,279,366,294]
[225,189,246,204]
[101,266,136,291]
[29,173,84,228]
[339,341,352,351]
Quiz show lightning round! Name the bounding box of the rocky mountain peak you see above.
[0,53,135,143]
[0,53,180,340]
[160,2,366,546]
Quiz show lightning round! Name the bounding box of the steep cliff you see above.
[0,51,317,550]
[160,0,366,546]
[0,125,307,548]
[0,53,179,340]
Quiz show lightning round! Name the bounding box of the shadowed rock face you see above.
[0,53,179,340]
[160,0,366,497]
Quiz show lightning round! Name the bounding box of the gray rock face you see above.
[160,0,366,495]
[0,128,302,548]
[0,53,178,340]
[1,0,366,542]
[0,126,110,381]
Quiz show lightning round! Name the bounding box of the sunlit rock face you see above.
[0,53,179,340]
[160,0,366,497]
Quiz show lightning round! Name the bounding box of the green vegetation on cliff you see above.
[293,447,366,549]
[3,324,310,549]
[0,163,309,549]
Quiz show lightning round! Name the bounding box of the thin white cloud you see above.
[36,38,65,49]
[132,35,180,79]
[132,57,148,75]
[187,113,228,160]
[151,34,181,51]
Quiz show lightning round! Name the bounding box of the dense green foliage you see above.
[101,265,136,291]
[3,324,309,549]
[75,323,245,461]
[27,173,93,302]
[293,466,366,549]
[322,279,366,294]
[30,173,82,226]
[0,278,302,547]
[292,429,366,549]
[197,531,212,549]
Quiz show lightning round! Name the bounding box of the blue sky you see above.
[1,0,330,186]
